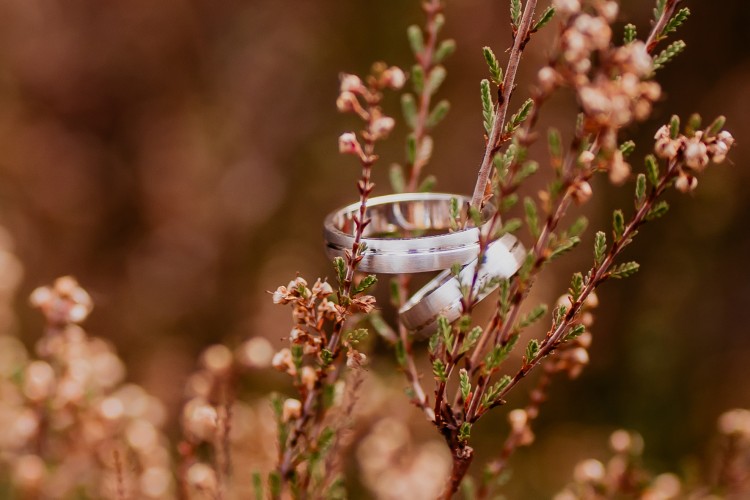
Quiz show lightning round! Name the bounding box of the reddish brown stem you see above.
[470,0,539,208]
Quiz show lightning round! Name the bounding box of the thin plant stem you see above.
[646,0,683,52]
[470,0,539,209]
[407,0,444,191]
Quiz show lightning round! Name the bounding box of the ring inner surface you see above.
[333,197,492,238]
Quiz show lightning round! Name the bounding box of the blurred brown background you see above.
[0,0,748,496]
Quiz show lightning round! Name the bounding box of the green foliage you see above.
[418,175,437,192]
[498,278,511,317]
[352,275,377,295]
[482,46,503,85]
[518,304,548,329]
[635,174,647,208]
[433,359,447,381]
[411,65,424,95]
[461,476,477,500]
[653,40,686,71]
[653,0,666,22]
[552,304,567,328]
[427,65,447,95]
[524,197,540,239]
[670,115,681,139]
[459,422,472,442]
[646,200,669,220]
[468,206,483,228]
[435,39,457,63]
[662,7,690,37]
[506,98,534,133]
[389,164,405,193]
[687,113,702,135]
[549,236,581,261]
[569,272,584,302]
[345,328,368,345]
[427,100,451,128]
[481,79,495,135]
[438,315,454,350]
[320,349,333,366]
[500,193,519,212]
[428,330,441,355]
[407,25,424,55]
[532,7,555,32]
[564,324,586,341]
[333,257,346,285]
[269,472,282,499]
[594,231,607,266]
[623,23,637,44]
[510,0,522,27]
[406,133,417,165]
[548,128,562,161]
[389,278,401,306]
[401,94,418,129]
[484,334,519,372]
[461,326,483,354]
[610,261,640,279]
[459,368,471,400]
[449,196,460,230]
[567,216,588,237]
[494,218,522,238]
[395,340,407,366]
[525,338,540,362]
[612,209,625,241]
[619,140,636,157]
[708,115,727,137]
[516,161,539,184]
[482,375,511,408]
[253,472,264,500]
[645,155,660,186]
[291,344,303,368]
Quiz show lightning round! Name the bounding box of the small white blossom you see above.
[675,173,698,193]
[370,116,395,139]
[382,66,406,89]
[338,132,362,156]
[683,138,709,171]
[552,0,581,15]
[340,73,363,93]
[282,398,302,422]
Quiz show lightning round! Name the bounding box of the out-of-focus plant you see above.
[0,0,743,499]
[554,409,750,499]
[0,276,173,499]
[258,0,736,498]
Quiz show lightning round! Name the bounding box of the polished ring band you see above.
[323,193,496,274]
[399,233,526,338]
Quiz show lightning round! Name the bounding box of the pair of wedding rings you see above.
[323,193,526,337]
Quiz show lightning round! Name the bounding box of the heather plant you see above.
[260,0,738,498]
[0,276,174,499]
[0,0,745,499]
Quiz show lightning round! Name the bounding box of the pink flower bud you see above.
[538,66,559,93]
[336,91,358,113]
[674,173,698,193]
[382,66,406,90]
[282,398,302,422]
[340,73,363,93]
[553,0,581,15]
[338,132,362,156]
[570,180,593,205]
[683,139,709,171]
[370,116,395,139]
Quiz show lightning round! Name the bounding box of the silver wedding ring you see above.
[399,233,526,338]
[323,193,496,274]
